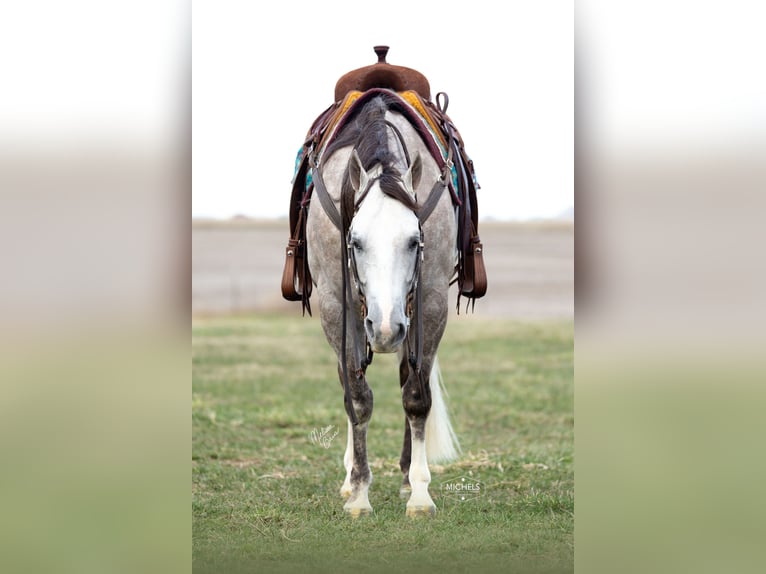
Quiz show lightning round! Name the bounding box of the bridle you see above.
[346,119,423,315]
[345,168,425,400]
[311,119,452,425]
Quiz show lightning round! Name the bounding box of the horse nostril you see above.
[365,317,374,335]
[395,321,407,341]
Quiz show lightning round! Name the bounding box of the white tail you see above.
[425,356,461,462]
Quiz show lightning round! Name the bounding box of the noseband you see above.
[311,122,451,425]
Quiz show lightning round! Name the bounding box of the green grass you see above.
[193,313,573,573]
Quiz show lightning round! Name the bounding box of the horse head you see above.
[346,148,423,353]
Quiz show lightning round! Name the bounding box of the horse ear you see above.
[349,149,369,193]
[403,152,422,194]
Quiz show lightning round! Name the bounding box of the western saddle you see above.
[281,46,487,315]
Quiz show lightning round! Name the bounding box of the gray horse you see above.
[306,93,460,517]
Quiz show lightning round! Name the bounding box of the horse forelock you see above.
[322,95,419,232]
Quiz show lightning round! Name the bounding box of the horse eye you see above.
[409,238,420,250]
[351,239,363,251]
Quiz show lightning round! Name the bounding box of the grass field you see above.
[192,313,573,573]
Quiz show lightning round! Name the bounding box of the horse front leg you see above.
[340,418,354,499]
[337,366,374,517]
[401,360,435,517]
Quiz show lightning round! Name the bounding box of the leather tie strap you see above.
[311,166,342,231]
[418,176,448,225]
[340,211,358,425]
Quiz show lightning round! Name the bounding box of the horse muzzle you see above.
[364,307,408,353]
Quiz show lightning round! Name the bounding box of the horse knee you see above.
[348,378,373,423]
[401,372,431,422]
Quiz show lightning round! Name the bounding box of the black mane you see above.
[324,94,418,232]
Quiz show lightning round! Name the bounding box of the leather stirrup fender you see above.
[465,234,487,298]
[281,206,313,314]
[281,238,302,301]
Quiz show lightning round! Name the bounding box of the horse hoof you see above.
[340,487,352,499]
[406,505,436,518]
[399,485,412,499]
[345,506,373,518]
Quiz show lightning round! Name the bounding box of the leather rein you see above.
[311,119,452,425]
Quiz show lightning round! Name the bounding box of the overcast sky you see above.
[193,2,574,220]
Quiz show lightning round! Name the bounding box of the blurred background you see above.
[0,2,189,573]
[578,2,766,573]
[2,1,766,573]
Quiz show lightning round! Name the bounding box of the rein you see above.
[311,125,450,425]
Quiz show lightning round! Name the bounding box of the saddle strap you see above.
[311,167,342,230]
[434,102,486,303]
[417,177,448,224]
